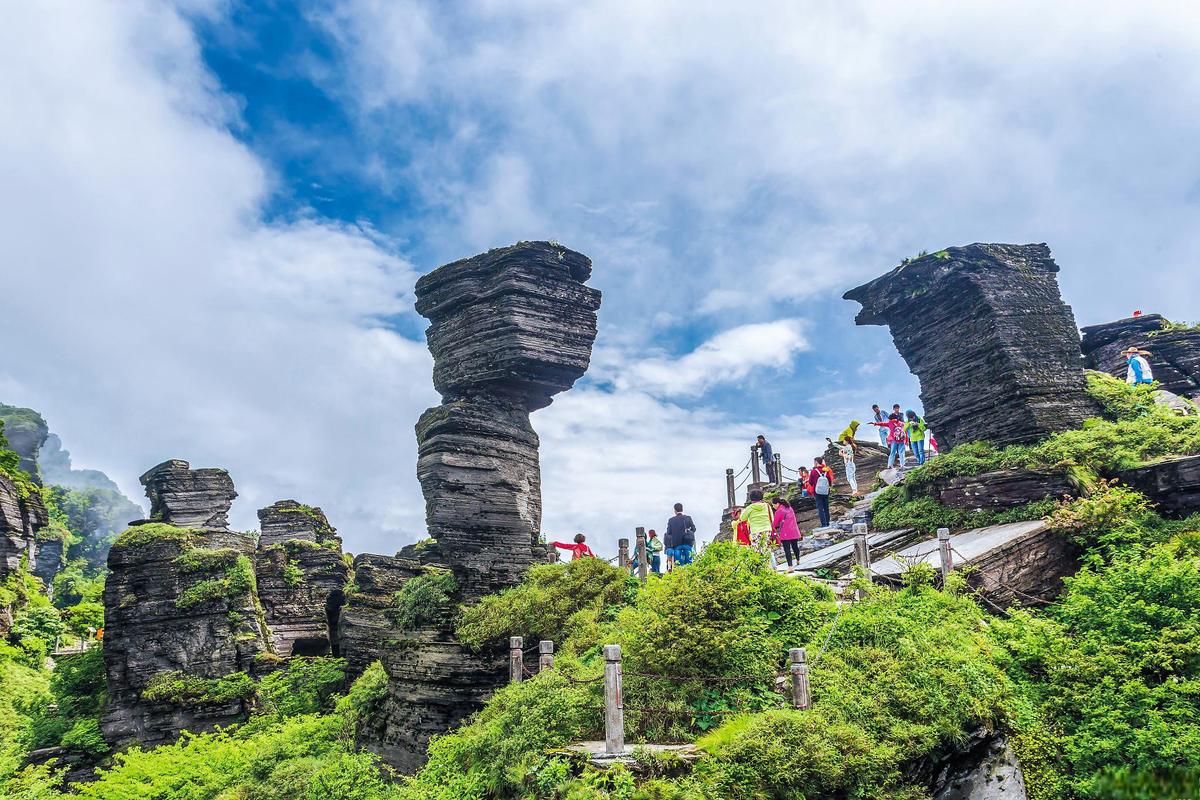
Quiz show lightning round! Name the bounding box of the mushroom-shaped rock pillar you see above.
[843,244,1094,448]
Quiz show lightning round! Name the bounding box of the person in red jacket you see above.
[731,506,751,546]
[806,457,836,528]
[551,533,596,560]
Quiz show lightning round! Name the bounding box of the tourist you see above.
[928,432,940,457]
[756,434,777,483]
[872,413,908,468]
[871,404,888,446]
[1124,347,1155,385]
[905,410,928,465]
[806,457,835,528]
[551,533,595,560]
[836,421,860,496]
[741,490,776,559]
[770,497,803,573]
[646,529,664,574]
[731,506,752,546]
[796,466,810,497]
[665,502,697,568]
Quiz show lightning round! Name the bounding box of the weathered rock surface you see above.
[367,242,601,772]
[0,473,48,576]
[933,470,1076,510]
[1116,454,1200,518]
[338,554,423,681]
[31,536,64,584]
[140,459,237,529]
[101,461,269,750]
[844,244,1095,448]
[1081,314,1200,400]
[100,525,269,749]
[255,501,349,658]
[924,730,1028,800]
[0,403,49,484]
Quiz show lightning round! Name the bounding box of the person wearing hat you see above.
[1124,347,1155,385]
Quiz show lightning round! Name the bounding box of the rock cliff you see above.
[0,404,49,483]
[843,244,1095,448]
[337,553,422,681]
[367,241,601,771]
[254,501,349,658]
[1080,314,1200,400]
[100,462,270,750]
[0,472,47,576]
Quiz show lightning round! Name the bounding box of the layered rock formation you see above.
[1081,314,1200,400]
[932,470,1076,511]
[0,404,49,483]
[140,459,237,529]
[255,501,349,658]
[338,554,422,681]
[844,244,1095,448]
[368,241,601,771]
[0,473,47,575]
[101,462,270,750]
[1117,454,1200,518]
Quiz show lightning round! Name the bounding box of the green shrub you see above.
[257,657,347,719]
[111,523,195,550]
[141,670,256,707]
[456,557,637,651]
[176,554,256,609]
[871,487,1058,534]
[390,569,457,630]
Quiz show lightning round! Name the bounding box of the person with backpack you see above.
[770,497,803,573]
[806,457,835,528]
[551,533,596,560]
[904,410,929,465]
[741,490,776,558]
[665,503,697,568]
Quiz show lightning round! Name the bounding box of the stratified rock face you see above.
[101,461,268,750]
[844,244,1094,448]
[255,501,349,658]
[933,470,1076,511]
[100,524,269,749]
[31,536,64,584]
[369,242,601,772]
[140,459,237,529]
[0,474,48,576]
[1081,314,1200,400]
[338,554,422,681]
[1117,454,1200,518]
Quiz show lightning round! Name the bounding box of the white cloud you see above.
[0,1,436,553]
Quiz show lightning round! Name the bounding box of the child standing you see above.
[551,533,596,560]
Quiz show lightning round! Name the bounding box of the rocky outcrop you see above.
[101,462,269,750]
[140,459,237,529]
[844,244,1095,448]
[0,404,49,483]
[919,729,1027,800]
[31,536,64,584]
[367,242,602,772]
[1081,314,1200,400]
[932,470,1076,510]
[1116,454,1200,518]
[338,554,422,681]
[255,501,349,658]
[0,473,48,577]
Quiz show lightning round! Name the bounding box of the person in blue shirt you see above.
[665,503,697,568]
[871,405,888,447]
[1124,347,1155,385]
[756,434,776,482]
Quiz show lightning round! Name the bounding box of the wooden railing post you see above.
[635,528,648,581]
[774,453,783,486]
[604,644,624,754]
[509,636,523,684]
[538,640,555,672]
[937,528,953,580]
[790,647,810,710]
[852,523,871,573]
[725,468,736,508]
[617,538,630,569]
[750,446,762,484]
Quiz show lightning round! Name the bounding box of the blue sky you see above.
[2,1,1199,557]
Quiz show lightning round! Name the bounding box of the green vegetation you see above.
[141,670,257,707]
[257,657,347,719]
[111,522,195,550]
[870,490,1058,535]
[176,554,256,609]
[390,568,457,630]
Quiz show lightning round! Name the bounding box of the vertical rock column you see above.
[843,244,1095,448]
[101,460,270,750]
[369,241,601,771]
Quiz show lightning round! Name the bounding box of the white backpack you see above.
[815,473,830,495]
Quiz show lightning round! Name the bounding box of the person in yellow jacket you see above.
[741,489,776,562]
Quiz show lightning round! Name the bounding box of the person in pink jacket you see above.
[770,497,803,573]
